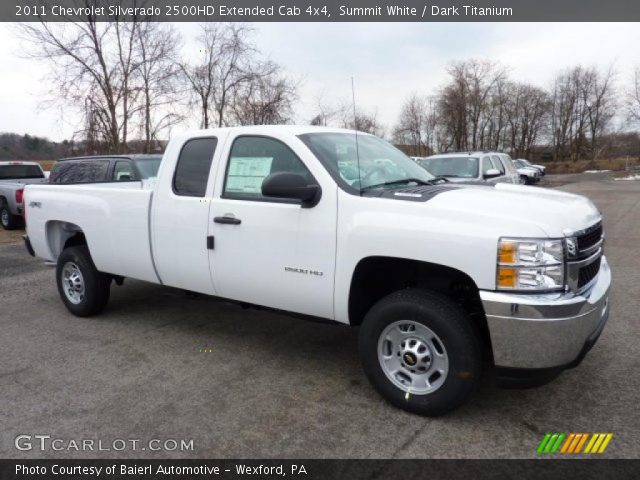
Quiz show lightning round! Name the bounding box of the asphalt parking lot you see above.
[1,172,638,459]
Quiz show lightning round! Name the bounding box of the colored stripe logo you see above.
[537,433,613,454]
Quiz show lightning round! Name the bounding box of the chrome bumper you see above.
[480,256,611,369]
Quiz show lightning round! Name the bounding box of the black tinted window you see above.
[173,138,217,197]
[50,160,110,184]
[0,164,44,180]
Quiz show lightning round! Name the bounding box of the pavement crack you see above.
[391,421,428,458]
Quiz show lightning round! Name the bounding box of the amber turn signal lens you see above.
[498,241,517,264]
[497,267,517,288]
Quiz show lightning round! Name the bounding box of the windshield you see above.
[514,160,525,168]
[418,157,479,178]
[0,164,44,180]
[133,157,162,179]
[298,132,434,192]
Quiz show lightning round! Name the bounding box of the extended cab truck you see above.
[0,161,47,229]
[23,126,611,416]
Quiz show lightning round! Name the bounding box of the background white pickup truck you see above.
[23,126,611,415]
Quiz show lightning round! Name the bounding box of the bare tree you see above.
[20,4,154,153]
[309,94,344,126]
[17,4,179,153]
[134,22,182,152]
[340,109,384,137]
[505,83,551,158]
[550,65,616,161]
[627,67,640,125]
[230,62,298,125]
[582,66,616,159]
[180,23,258,129]
[392,93,437,155]
[436,59,507,151]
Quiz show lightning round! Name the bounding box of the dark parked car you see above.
[49,155,162,185]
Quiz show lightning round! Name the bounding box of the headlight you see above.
[496,238,565,291]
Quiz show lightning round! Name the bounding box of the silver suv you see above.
[415,152,519,184]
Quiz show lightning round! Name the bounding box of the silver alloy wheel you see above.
[378,320,449,395]
[1,208,8,227]
[61,262,85,305]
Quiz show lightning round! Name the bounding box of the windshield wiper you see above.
[429,176,450,183]
[360,177,432,192]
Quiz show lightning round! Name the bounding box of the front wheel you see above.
[359,289,482,416]
[56,246,111,317]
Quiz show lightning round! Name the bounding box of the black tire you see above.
[359,288,482,416]
[520,175,530,185]
[0,202,21,230]
[56,246,111,317]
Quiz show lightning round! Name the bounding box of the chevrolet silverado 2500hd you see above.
[23,126,611,416]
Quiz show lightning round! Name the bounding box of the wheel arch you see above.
[348,256,491,353]
[46,220,87,261]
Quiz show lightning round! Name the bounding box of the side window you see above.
[491,155,505,174]
[173,138,218,197]
[481,157,493,175]
[113,160,135,181]
[223,136,313,201]
[50,160,110,184]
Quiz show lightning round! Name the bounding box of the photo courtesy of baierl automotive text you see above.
[1,0,639,477]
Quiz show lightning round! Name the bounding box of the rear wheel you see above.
[359,289,482,416]
[0,202,21,230]
[56,246,111,317]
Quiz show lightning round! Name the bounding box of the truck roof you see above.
[58,154,162,162]
[426,151,507,159]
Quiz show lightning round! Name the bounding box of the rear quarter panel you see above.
[25,182,159,283]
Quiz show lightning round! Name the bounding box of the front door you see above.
[210,134,337,319]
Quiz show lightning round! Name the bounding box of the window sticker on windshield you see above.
[226,157,273,193]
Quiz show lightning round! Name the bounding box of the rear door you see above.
[152,136,222,295]
[209,133,337,319]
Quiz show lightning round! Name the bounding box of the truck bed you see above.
[25,182,160,283]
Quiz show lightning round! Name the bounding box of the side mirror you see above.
[261,172,321,208]
[483,169,501,179]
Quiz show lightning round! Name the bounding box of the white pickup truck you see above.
[23,126,611,416]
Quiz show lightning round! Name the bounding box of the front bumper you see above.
[480,255,611,369]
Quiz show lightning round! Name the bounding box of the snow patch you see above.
[614,174,640,181]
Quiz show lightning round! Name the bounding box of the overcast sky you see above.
[0,22,638,141]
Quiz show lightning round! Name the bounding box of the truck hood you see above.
[428,183,601,237]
